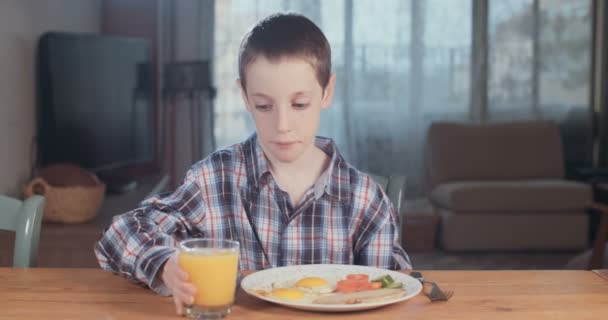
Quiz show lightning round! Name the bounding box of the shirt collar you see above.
[243,134,351,203]
[313,137,351,203]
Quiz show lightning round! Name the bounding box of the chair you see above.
[425,121,592,251]
[0,195,45,267]
[369,174,406,245]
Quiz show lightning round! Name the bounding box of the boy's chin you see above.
[269,148,305,164]
[271,152,301,164]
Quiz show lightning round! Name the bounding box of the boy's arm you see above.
[94,170,204,295]
[353,191,413,270]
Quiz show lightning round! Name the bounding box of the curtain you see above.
[160,0,216,188]
[213,0,592,198]
[487,0,593,172]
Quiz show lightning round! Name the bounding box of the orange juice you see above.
[179,248,239,307]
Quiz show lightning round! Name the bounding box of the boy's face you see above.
[238,56,335,164]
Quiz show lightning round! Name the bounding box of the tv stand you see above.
[106,178,139,194]
[97,171,140,194]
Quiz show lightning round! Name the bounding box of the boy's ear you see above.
[321,73,336,110]
[236,78,252,112]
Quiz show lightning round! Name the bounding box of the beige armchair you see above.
[425,121,591,251]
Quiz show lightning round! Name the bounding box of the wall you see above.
[0,0,100,196]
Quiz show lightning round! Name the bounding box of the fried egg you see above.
[270,288,306,301]
[294,277,336,294]
[258,276,337,303]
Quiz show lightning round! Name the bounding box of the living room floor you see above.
[409,249,605,270]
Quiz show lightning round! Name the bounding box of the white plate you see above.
[240,264,422,312]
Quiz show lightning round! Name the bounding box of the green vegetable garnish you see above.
[372,274,403,288]
[373,274,398,288]
[385,281,403,289]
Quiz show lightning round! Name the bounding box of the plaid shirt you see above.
[95,134,412,295]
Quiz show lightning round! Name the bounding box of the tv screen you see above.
[37,32,155,173]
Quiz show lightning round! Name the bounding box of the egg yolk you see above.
[295,277,329,289]
[271,288,305,301]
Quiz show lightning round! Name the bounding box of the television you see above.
[37,32,156,190]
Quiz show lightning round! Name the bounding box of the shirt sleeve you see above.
[354,188,413,270]
[94,169,205,295]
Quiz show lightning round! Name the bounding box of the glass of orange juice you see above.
[178,238,240,319]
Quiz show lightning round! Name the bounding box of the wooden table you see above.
[1,268,608,319]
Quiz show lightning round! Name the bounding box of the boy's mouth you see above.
[273,141,298,149]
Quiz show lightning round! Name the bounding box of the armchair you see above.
[425,121,591,250]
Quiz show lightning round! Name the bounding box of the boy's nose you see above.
[275,107,292,133]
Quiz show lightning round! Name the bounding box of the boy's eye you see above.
[255,104,272,111]
[292,103,310,109]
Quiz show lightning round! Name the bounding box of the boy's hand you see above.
[161,254,197,316]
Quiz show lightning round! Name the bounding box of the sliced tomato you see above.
[336,274,382,293]
[336,280,360,293]
[346,274,369,282]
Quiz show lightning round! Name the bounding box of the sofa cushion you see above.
[426,121,565,188]
[430,180,591,213]
[438,209,589,250]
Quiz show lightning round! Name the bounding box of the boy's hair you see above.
[238,13,331,91]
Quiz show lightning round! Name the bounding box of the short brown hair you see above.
[238,13,331,91]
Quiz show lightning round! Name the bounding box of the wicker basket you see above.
[23,163,106,224]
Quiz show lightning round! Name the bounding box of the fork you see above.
[410,271,454,302]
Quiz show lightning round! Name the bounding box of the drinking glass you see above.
[178,239,240,319]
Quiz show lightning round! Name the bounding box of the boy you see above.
[95,13,411,315]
